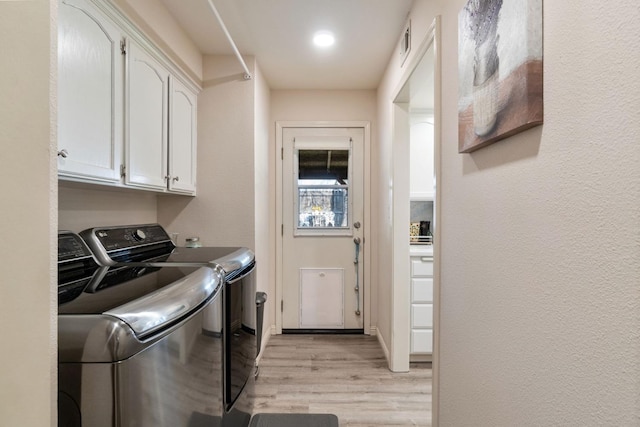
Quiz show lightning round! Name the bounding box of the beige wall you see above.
[58,185,158,232]
[112,0,203,82]
[392,0,640,424]
[254,62,273,341]
[436,0,640,424]
[0,1,57,425]
[271,90,377,123]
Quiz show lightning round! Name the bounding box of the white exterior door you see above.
[282,127,365,331]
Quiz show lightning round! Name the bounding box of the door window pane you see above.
[296,149,349,229]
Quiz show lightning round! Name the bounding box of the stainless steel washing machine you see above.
[78,224,264,425]
[58,230,227,426]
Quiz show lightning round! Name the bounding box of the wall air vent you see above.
[400,18,411,66]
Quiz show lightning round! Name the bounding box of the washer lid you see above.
[58,264,219,317]
[105,265,221,339]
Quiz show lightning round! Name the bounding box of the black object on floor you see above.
[187,412,221,427]
[249,413,339,427]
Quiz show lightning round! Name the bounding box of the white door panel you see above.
[169,77,197,194]
[126,41,169,190]
[58,0,123,182]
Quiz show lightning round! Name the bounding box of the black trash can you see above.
[255,292,268,358]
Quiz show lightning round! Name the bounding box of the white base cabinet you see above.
[58,0,198,195]
[410,252,434,356]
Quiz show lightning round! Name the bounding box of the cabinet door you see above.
[411,304,433,328]
[126,40,169,191]
[411,257,433,277]
[409,114,435,200]
[411,329,433,354]
[412,277,433,303]
[58,0,123,182]
[168,77,197,194]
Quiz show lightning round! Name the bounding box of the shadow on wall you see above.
[462,125,542,174]
[157,196,197,237]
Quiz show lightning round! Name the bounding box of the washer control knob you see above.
[133,229,146,241]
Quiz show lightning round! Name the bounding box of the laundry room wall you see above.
[253,63,273,341]
[158,54,257,248]
[375,0,640,424]
[0,1,56,425]
[270,89,378,330]
[58,186,158,232]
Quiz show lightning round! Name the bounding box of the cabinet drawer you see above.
[411,258,433,277]
[412,278,433,303]
[412,304,433,328]
[411,329,433,354]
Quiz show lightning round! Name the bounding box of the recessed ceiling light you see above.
[313,30,335,48]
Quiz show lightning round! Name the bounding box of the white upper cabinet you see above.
[125,40,170,191]
[58,0,124,182]
[57,0,199,195]
[168,77,197,194]
[409,113,435,200]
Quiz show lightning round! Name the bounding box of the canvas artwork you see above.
[458,0,543,153]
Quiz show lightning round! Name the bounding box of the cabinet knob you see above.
[57,149,68,158]
[172,176,180,182]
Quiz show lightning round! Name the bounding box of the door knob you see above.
[354,221,361,229]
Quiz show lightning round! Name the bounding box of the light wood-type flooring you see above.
[250,334,432,426]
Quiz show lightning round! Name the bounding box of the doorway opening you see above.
[391,13,441,407]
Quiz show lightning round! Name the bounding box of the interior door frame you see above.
[391,16,441,425]
[275,121,371,335]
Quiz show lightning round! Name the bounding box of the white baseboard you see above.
[373,326,391,368]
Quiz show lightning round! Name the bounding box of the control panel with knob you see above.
[80,224,174,265]
[132,229,147,241]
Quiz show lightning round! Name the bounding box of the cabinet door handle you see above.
[172,176,180,182]
[57,149,69,158]
[420,257,433,262]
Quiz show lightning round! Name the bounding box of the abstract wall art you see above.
[458,0,543,153]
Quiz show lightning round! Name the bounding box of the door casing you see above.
[275,121,371,335]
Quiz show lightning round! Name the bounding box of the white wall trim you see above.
[374,326,391,367]
[389,12,441,409]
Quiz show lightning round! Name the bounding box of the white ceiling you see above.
[159,0,415,90]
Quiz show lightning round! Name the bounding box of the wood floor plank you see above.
[251,334,431,426]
